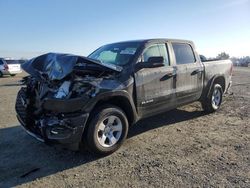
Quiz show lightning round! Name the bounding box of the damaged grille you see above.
[16,87,44,138]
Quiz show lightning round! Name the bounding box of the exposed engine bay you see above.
[16,53,123,144]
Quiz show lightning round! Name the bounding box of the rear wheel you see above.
[10,74,16,77]
[202,83,223,113]
[85,105,128,155]
[0,71,3,77]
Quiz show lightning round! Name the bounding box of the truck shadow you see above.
[0,126,98,187]
[128,108,206,138]
[0,83,21,87]
[0,108,207,187]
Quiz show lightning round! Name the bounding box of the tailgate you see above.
[8,64,21,72]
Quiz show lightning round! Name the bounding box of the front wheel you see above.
[85,105,128,155]
[202,83,223,113]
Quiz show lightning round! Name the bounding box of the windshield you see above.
[6,60,20,64]
[88,42,141,66]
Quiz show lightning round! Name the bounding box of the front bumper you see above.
[17,113,89,144]
[15,88,89,145]
[8,70,22,74]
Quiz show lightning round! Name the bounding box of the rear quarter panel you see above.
[203,60,232,93]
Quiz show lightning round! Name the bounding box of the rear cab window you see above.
[142,43,169,66]
[172,43,196,65]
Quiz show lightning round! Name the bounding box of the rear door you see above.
[170,42,203,105]
[135,42,176,117]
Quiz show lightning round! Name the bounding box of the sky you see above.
[0,0,249,59]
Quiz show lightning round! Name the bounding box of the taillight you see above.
[4,64,9,70]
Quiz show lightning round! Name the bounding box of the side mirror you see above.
[147,56,164,67]
[137,56,165,69]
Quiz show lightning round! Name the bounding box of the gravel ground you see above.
[0,67,249,187]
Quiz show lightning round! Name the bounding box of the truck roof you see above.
[108,38,194,45]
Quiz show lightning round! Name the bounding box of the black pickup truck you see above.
[16,39,232,155]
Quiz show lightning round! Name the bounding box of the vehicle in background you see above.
[199,55,207,62]
[15,39,233,155]
[0,59,22,77]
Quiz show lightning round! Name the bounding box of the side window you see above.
[172,43,196,65]
[143,44,169,65]
[143,45,160,62]
[158,44,169,65]
[0,60,4,65]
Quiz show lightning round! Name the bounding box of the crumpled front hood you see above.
[22,53,122,81]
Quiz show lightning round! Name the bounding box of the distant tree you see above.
[230,56,250,67]
[216,52,230,60]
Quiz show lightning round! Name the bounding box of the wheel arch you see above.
[207,75,226,97]
[86,92,138,127]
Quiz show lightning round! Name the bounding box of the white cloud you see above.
[225,0,250,8]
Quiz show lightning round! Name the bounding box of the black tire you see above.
[0,71,3,77]
[84,105,128,155]
[10,74,16,77]
[202,83,223,113]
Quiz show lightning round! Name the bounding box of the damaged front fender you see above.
[43,96,89,113]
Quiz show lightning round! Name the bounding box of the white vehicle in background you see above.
[0,59,22,77]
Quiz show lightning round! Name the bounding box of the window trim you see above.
[164,43,171,66]
[171,42,197,65]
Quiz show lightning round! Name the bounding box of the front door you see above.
[135,43,176,118]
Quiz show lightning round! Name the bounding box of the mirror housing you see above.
[137,56,165,69]
[148,56,164,67]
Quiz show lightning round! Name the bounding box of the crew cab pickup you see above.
[15,39,232,155]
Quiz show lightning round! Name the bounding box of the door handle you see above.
[191,69,203,75]
[165,73,176,77]
[160,72,176,81]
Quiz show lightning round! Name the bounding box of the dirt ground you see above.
[0,67,249,187]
